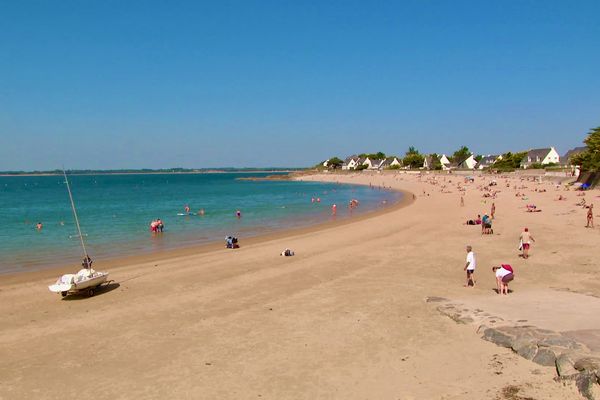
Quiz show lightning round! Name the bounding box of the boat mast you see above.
[63,169,88,259]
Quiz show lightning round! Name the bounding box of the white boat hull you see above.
[49,269,109,296]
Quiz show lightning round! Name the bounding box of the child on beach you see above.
[464,245,476,287]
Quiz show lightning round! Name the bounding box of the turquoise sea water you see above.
[0,173,401,274]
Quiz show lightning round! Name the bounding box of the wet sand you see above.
[1,170,597,399]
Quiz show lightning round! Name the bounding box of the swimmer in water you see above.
[199,209,205,216]
[184,205,190,214]
[36,222,43,230]
[236,210,241,218]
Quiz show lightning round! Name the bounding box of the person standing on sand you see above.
[587,204,594,228]
[460,196,464,207]
[464,245,476,287]
[519,227,535,259]
[491,202,496,219]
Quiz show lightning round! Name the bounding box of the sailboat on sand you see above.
[48,170,109,298]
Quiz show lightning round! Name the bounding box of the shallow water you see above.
[0,173,401,274]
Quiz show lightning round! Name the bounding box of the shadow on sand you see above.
[61,281,120,301]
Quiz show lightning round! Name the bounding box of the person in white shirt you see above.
[492,265,514,295]
[464,245,476,287]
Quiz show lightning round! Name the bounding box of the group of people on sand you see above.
[459,175,547,295]
[463,244,514,295]
[464,207,494,234]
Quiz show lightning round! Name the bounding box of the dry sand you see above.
[1,170,598,399]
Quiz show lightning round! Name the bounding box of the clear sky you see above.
[1,0,599,170]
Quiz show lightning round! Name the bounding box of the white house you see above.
[476,155,501,170]
[457,154,477,169]
[422,154,452,170]
[380,157,402,169]
[342,155,360,170]
[422,155,435,170]
[439,154,451,168]
[361,157,386,170]
[520,147,560,168]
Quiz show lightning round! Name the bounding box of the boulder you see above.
[575,372,600,400]
[574,357,600,373]
[539,336,583,351]
[425,296,448,303]
[556,353,578,377]
[511,336,538,359]
[482,328,515,348]
[533,348,557,366]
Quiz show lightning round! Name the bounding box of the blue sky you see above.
[1,0,599,170]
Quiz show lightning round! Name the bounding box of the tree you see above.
[406,146,419,155]
[452,146,471,162]
[491,151,528,171]
[327,157,343,169]
[358,151,386,160]
[403,146,424,169]
[571,126,600,171]
[429,153,442,170]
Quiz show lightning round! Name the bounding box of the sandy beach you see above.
[1,171,598,399]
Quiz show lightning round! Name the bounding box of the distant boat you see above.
[48,170,109,298]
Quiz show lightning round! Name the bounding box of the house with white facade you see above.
[475,155,501,170]
[361,157,386,170]
[439,154,451,169]
[422,155,433,170]
[341,155,360,170]
[456,154,477,169]
[520,147,560,168]
[380,157,402,169]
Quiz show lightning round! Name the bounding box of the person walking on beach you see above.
[464,245,476,287]
[519,227,535,259]
[491,202,496,219]
[587,204,594,228]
